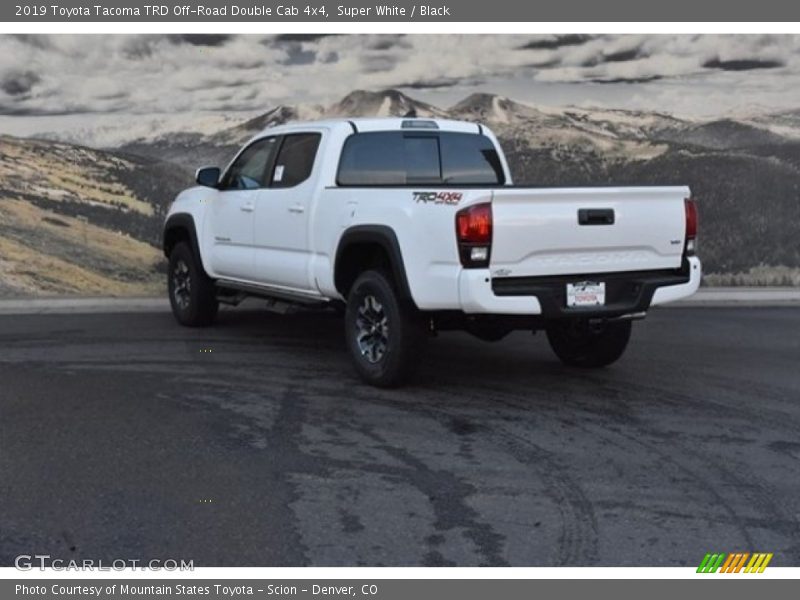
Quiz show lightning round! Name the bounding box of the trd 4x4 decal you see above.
[412,191,463,205]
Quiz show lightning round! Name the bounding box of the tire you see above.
[167,241,218,327]
[344,270,425,387]
[546,318,632,368]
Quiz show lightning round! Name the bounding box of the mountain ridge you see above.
[2,88,799,295]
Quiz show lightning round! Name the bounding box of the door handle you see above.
[240,203,255,213]
[288,205,305,214]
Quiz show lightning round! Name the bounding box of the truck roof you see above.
[258,117,484,137]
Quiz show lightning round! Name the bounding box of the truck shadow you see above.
[207,307,622,393]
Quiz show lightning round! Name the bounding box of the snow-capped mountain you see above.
[212,104,326,146]
[326,89,448,119]
[3,112,252,150]
[450,93,552,124]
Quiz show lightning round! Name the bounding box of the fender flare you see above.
[334,225,415,304]
[163,213,201,260]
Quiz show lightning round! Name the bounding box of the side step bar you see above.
[216,279,329,307]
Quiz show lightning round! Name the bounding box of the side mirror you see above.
[195,166,221,188]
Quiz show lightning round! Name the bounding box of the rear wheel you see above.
[168,241,218,327]
[546,319,632,368]
[345,270,424,387]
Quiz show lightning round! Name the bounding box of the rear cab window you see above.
[271,133,321,188]
[337,131,505,187]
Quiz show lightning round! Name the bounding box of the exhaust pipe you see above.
[607,311,647,322]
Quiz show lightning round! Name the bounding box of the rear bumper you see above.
[458,256,701,317]
[650,256,702,306]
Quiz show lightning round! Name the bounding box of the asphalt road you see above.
[1,305,799,567]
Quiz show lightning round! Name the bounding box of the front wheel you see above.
[546,319,632,368]
[167,241,218,327]
[345,270,424,387]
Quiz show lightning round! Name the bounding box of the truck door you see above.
[252,132,323,291]
[208,136,279,281]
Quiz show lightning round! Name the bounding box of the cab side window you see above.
[221,137,278,190]
[271,133,321,188]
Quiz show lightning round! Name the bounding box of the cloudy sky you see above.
[1,34,800,143]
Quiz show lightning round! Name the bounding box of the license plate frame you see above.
[566,281,606,307]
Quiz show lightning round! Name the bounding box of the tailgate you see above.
[489,186,688,277]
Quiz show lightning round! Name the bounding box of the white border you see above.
[1,22,800,34]
[1,19,799,581]
[2,567,800,579]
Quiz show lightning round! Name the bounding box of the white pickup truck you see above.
[163,117,701,386]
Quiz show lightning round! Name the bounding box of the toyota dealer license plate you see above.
[566,281,606,307]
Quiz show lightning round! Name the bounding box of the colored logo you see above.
[697,552,773,573]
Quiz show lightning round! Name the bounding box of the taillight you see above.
[456,202,492,268]
[684,198,698,255]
